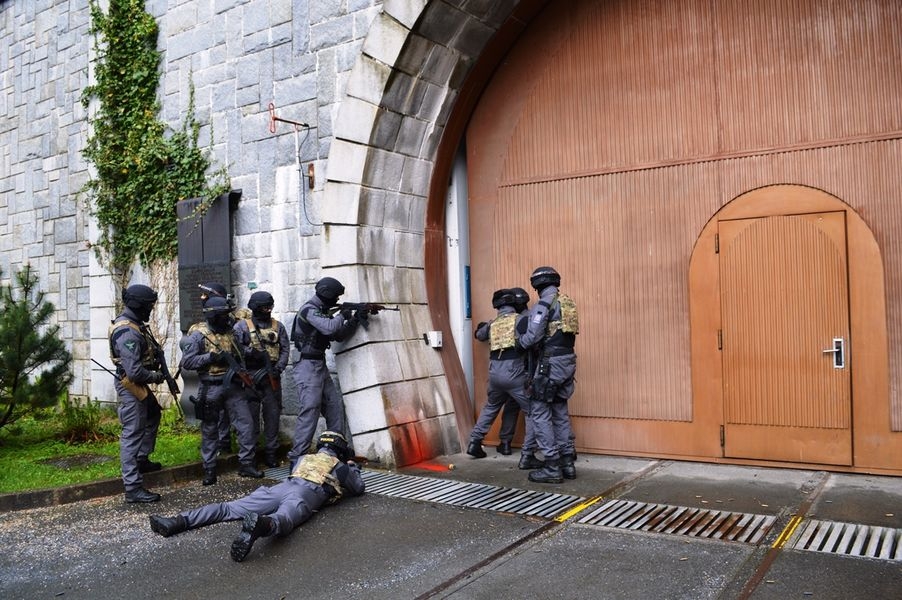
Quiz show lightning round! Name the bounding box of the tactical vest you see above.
[108,319,156,370]
[489,313,518,351]
[245,318,282,362]
[291,302,330,352]
[290,452,343,499]
[189,321,238,376]
[547,293,579,336]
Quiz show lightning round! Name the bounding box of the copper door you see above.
[719,211,852,465]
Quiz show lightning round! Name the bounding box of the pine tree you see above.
[0,265,74,430]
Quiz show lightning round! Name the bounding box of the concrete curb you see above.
[0,455,241,513]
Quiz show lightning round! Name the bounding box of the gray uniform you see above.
[233,316,290,458]
[518,285,577,461]
[179,327,258,470]
[471,308,535,454]
[288,296,359,462]
[109,308,162,493]
[178,449,365,535]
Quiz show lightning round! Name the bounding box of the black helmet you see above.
[316,430,350,461]
[199,282,233,309]
[491,288,516,309]
[202,296,231,315]
[529,266,561,291]
[122,284,158,322]
[510,287,530,311]
[248,291,274,314]
[315,277,345,305]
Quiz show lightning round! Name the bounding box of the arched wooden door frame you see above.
[689,184,898,470]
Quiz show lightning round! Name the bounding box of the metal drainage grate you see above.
[789,519,902,561]
[577,499,775,545]
[360,470,586,519]
[265,467,585,519]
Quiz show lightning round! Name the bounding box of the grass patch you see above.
[0,404,201,493]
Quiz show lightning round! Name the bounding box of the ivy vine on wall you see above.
[80,0,229,278]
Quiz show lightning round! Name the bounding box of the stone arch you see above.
[319,2,547,467]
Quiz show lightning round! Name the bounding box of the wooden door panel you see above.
[719,211,852,465]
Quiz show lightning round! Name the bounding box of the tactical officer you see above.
[179,297,264,485]
[287,277,362,466]
[467,289,535,462]
[194,282,238,455]
[108,284,167,503]
[233,291,290,467]
[148,431,365,563]
[518,267,579,483]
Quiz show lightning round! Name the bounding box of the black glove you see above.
[354,308,369,321]
[146,371,166,384]
[209,351,229,365]
[248,348,268,362]
[340,308,353,321]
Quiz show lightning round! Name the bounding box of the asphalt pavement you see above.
[1,450,901,599]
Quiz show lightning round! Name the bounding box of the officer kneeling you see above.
[148,431,365,562]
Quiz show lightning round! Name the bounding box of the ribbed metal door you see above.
[719,211,852,465]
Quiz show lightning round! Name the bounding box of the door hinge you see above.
[720,425,725,447]
[717,329,722,350]
[714,233,719,254]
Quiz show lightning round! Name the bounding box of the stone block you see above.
[334,96,379,144]
[361,12,408,67]
[363,148,405,191]
[394,230,423,269]
[334,341,404,393]
[397,339,444,380]
[347,428,395,467]
[382,0,428,30]
[344,386,390,434]
[346,54,391,105]
[400,156,432,196]
[325,139,367,184]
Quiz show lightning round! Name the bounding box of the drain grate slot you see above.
[790,519,902,561]
[577,499,775,544]
[358,470,585,518]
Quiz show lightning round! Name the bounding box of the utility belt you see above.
[491,348,522,361]
[542,345,575,357]
[300,352,325,361]
[199,376,224,385]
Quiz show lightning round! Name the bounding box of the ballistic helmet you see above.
[248,291,274,314]
[315,277,345,304]
[202,296,231,315]
[316,430,350,461]
[510,287,530,311]
[122,284,158,322]
[491,288,516,309]
[529,266,561,291]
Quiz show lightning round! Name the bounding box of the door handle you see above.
[821,337,845,369]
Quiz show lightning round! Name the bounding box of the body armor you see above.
[489,313,518,352]
[109,319,157,400]
[190,321,239,376]
[291,302,330,352]
[244,318,281,362]
[547,294,579,336]
[290,452,343,499]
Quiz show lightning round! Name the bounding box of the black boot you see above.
[496,441,512,456]
[149,515,188,537]
[125,487,161,503]
[528,458,563,484]
[238,464,264,478]
[561,454,576,480]
[518,453,544,470]
[466,440,487,459]
[202,469,217,486]
[230,512,274,562]
[137,458,162,473]
[263,453,279,468]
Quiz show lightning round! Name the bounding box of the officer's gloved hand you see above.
[340,308,353,321]
[208,351,228,365]
[248,348,267,362]
[354,309,369,323]
[147,371,166,384]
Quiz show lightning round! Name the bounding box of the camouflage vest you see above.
[188,321,238,376]
[547,293,579,336]
[108,319,156,370]
[245,318,281,362]
[489,313,518,351]
[290,452,343,499]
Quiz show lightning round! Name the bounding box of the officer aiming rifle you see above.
[328,302,400,329]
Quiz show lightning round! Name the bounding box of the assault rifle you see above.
[144,326,181,398]
[249,329,280,392]
[199,333,263,398]
[329,302,400,330]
